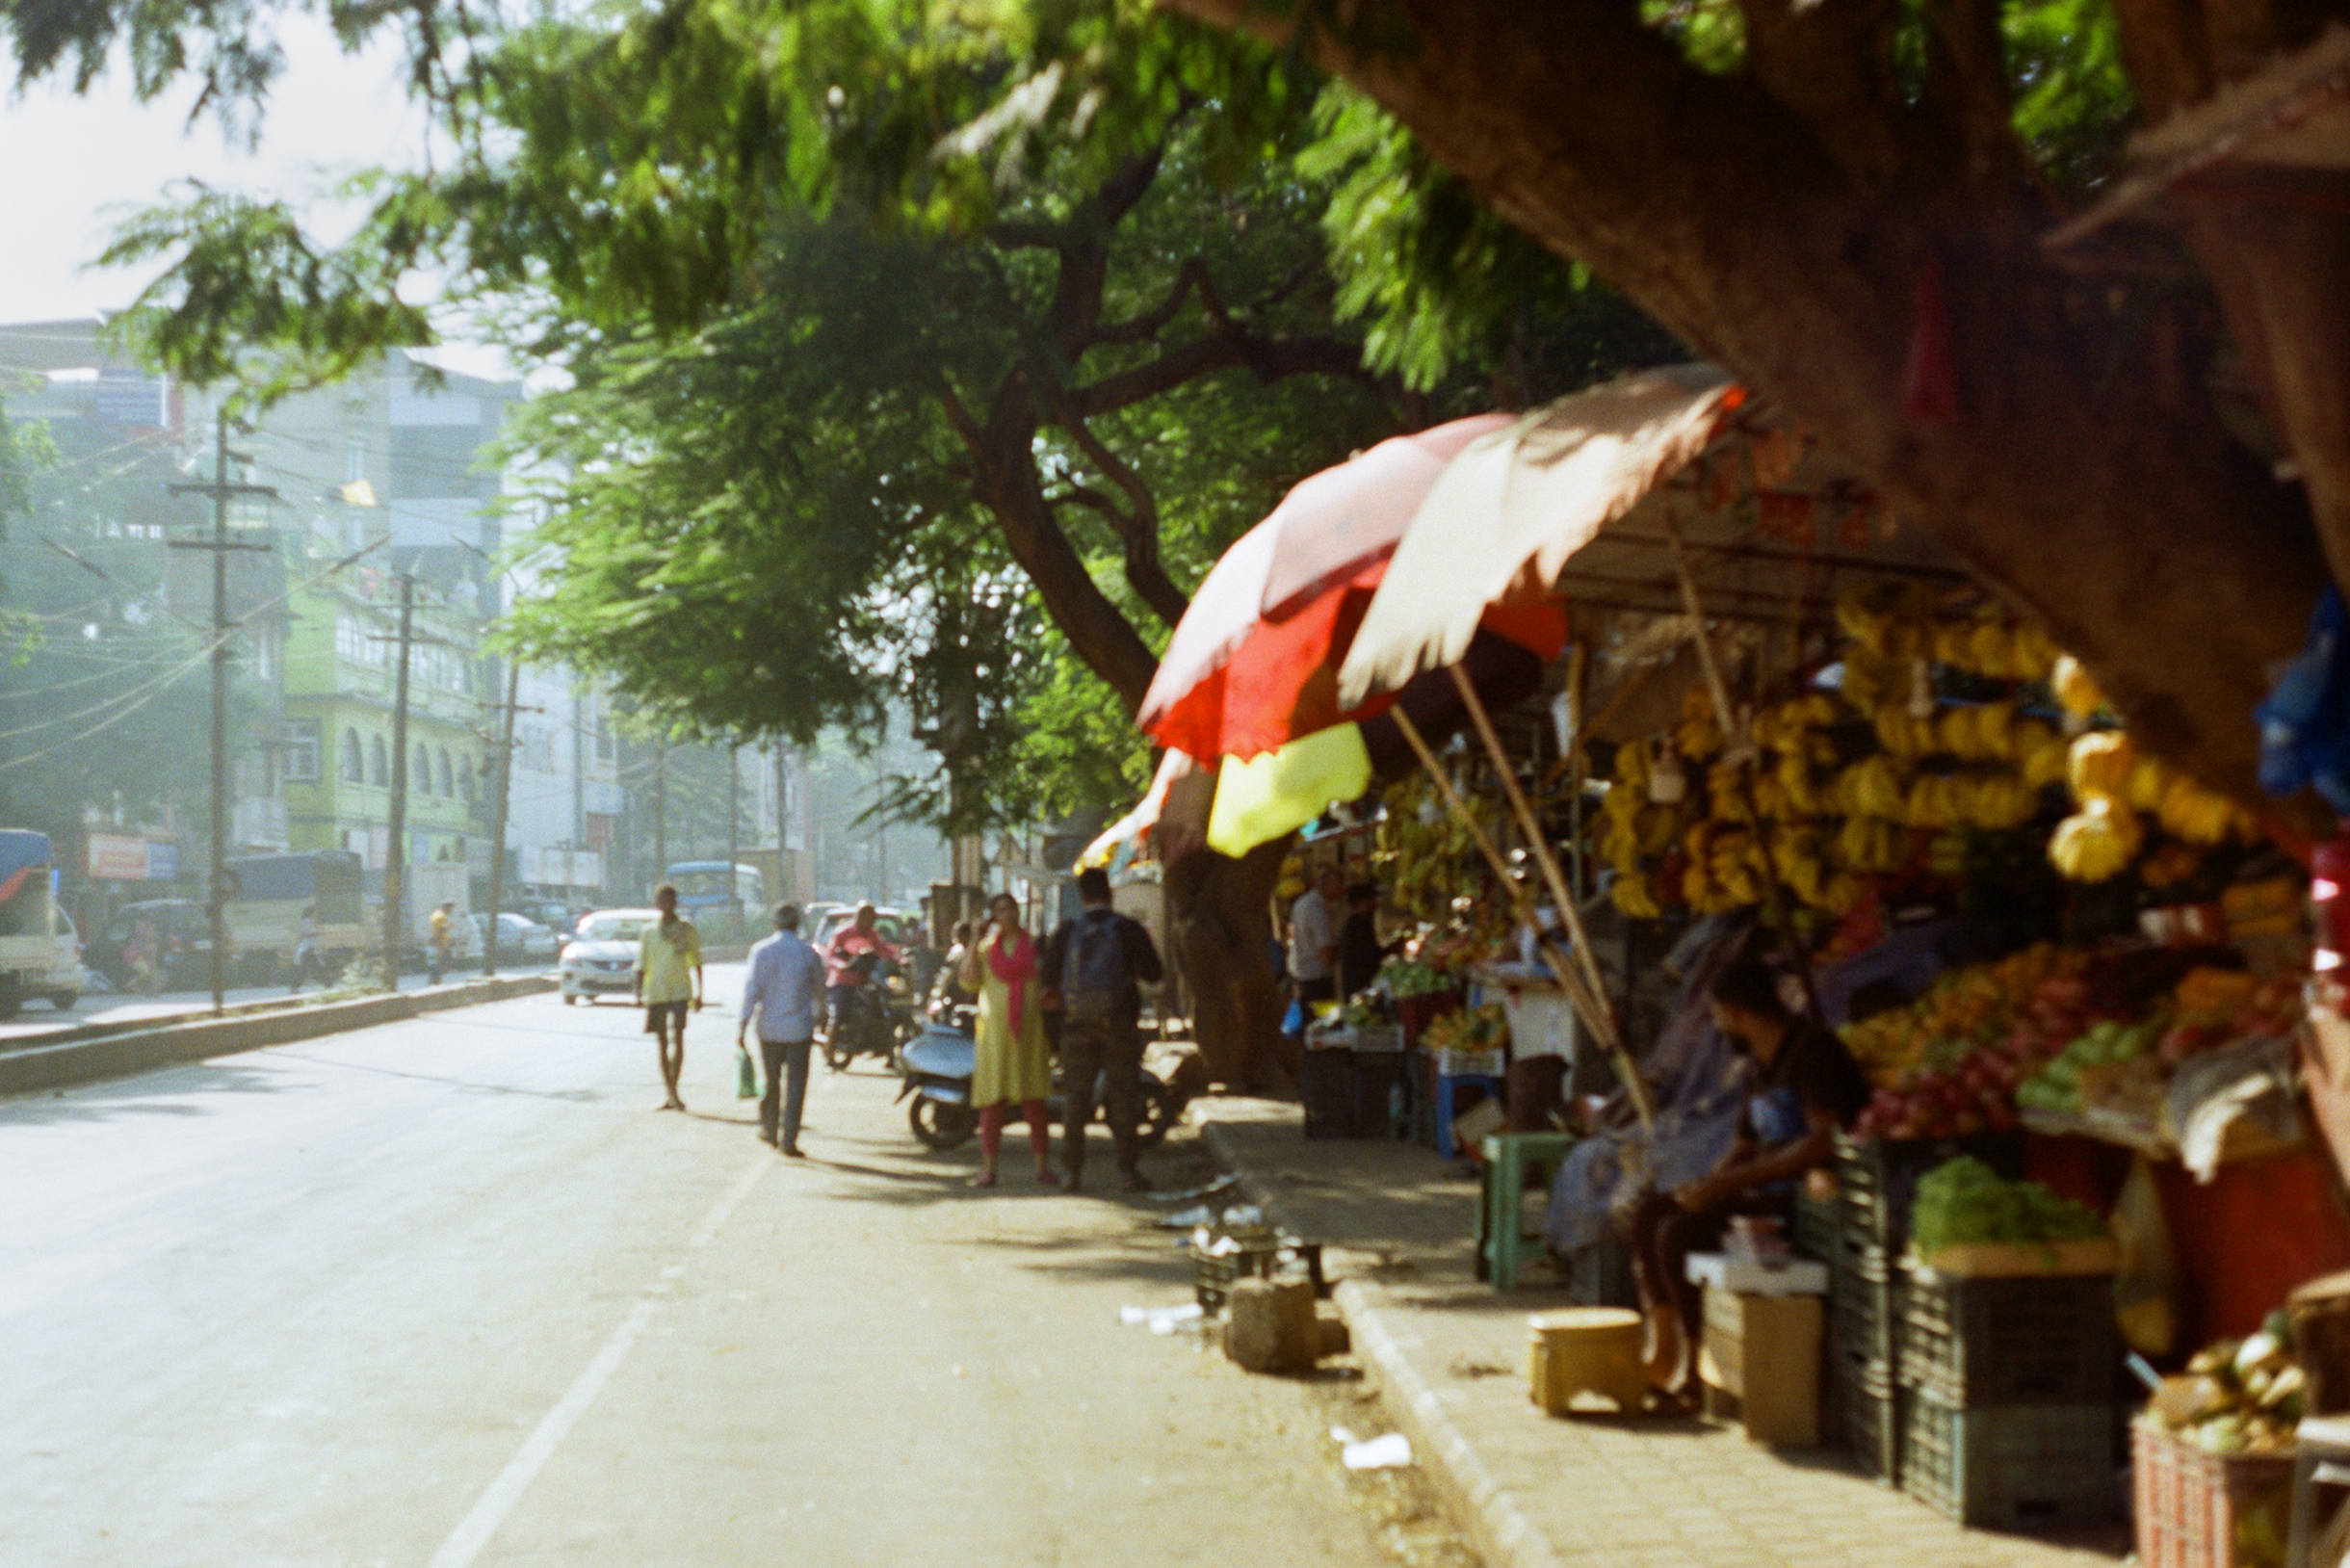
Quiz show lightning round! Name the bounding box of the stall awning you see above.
[2044,24,2350,248]
[1336,364,1967,707]
[1335,367,1742,705]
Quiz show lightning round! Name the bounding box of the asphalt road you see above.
[0,967,1449,1568]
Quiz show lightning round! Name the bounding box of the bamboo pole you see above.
[1392,707,1656,1130]
[1660,514,1825,1022]
[1447,664,1613,1022]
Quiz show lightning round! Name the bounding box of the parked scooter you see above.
[822,951,913,1071]
[895,1002,1182,1151]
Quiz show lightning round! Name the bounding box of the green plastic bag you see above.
[736,1044,759,1100]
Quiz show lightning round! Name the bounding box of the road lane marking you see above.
[425,1152,770,1568]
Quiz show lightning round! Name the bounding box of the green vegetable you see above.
[1910,1157,2110,1256]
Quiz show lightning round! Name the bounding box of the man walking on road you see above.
[1045,868,1162,1192]
[742,902,827,1156]
[427,901,456,984]
[640,883,703,1111]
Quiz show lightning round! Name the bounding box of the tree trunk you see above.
[1164,0,2331,798]
[1165,836,1293,1090]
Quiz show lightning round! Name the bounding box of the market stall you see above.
[1114,361,2350,1559]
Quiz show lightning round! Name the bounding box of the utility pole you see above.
[169,405,274,1016]
[726,744,740,936]
[380,575,416,989]
[784,743,803,902]
[481,657,529,977]
[653,744,668,891]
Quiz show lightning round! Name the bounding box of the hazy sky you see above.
[0,20,438,329]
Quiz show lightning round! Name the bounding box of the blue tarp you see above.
[0,831,53,906]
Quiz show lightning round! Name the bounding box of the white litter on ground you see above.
[1119,1302,1205,1334]
[1340,1432,1413,1470]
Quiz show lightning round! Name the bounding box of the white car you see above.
[470,912,561,964]
[558,908,657,1005]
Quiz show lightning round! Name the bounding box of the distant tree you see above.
[0,412,243,842]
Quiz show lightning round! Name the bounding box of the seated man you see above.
[1631,956,1868,1407]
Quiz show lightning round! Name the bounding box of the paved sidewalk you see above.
[1191,1097,2130,1568]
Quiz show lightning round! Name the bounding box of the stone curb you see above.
[0,975,561,1099]
[1192,1113,1566,1568]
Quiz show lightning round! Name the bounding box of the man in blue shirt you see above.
[740,903,828,1157]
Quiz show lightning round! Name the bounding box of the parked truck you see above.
[0,830,73,1018]
[222,849,367,982]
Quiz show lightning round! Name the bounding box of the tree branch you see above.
[1067,330,1378,417]
[1092,256,1214,346]
[1047,400,1191,627]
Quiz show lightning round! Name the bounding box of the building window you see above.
[415,744,433,794]
[287,719,321,783]
[459,759,475,804]
[593,710,614,763]
[437,747,453,798]
[342,728,365,783]
[370,735,388,786]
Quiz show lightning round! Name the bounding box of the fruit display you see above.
[2014,1018,2168,1113]
[1594,585,2083,924]
[1841,942,2085,1102]
[2147,1317,2306,1455]
[1843,943,2277,1139]
[2043,722,2258,885]
[1908,1157,2109,1258]
[1420,1001,1509,1057]
[1378,957,1456,1000]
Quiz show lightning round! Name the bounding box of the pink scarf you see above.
[986,928,1036,1036]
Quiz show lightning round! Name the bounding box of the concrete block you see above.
[1225,1276,1318,1374]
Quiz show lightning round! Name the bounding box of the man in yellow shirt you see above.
[639,883,704,1111]
[427,902,456,984]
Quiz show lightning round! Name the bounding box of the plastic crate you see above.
[1831,1243,1899,1370]
[2131,1419,2297,1568]
[1898,1390,2118,1529]
[1897,1266,2120,1405]
[1834,1352,1899,1481]
[1793,1189,1841,1264]
[1300,1048,1357,1138]
[1837,1131,2027,1254]
[1352,1051,1408,1139]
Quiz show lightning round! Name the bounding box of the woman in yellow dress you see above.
[957,891,1059,1188]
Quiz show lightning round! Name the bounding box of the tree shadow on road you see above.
[266,1050,603,1103]
[0,1061,295,1125]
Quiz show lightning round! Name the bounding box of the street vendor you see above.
[1632,956,1869,1408]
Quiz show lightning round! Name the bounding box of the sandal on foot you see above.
[1641,1386,1702,1417]
[967,1169,999,1189]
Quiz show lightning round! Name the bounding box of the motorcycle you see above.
[822,951,913,1071]
[895,1002,1182,1151]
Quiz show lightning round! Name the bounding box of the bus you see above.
[663,860,764,943]
[222,849,365,980]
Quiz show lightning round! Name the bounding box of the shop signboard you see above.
[88,835,154,881]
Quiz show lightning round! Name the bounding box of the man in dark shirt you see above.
[1631,956,1868,1405]
[1044,868,1163,1192]
[1337,881,1400,1000]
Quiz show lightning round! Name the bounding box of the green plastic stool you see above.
[1476,1131,1577,1290]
